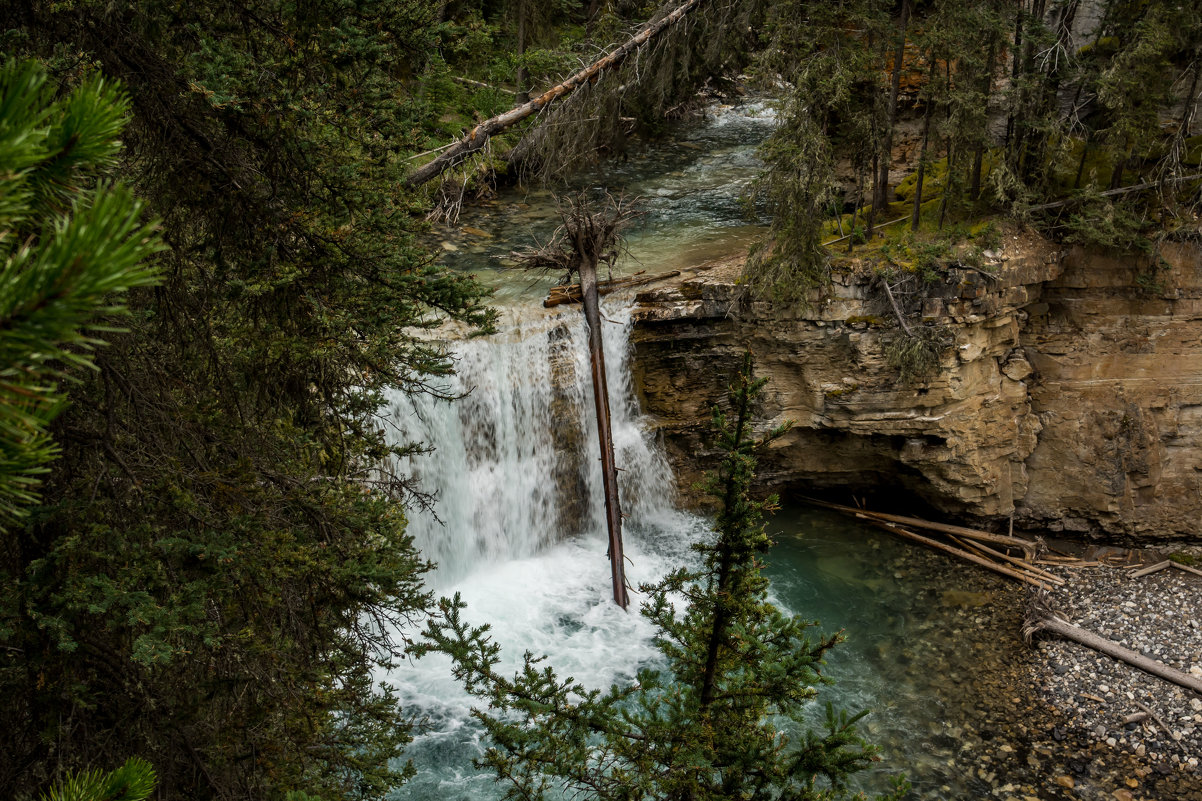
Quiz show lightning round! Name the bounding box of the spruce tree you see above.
[2,4,492,798]
[420,357,905,801]
[746,0,888,299]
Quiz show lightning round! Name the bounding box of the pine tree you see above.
[746,0,889,299]
[420,356,906,801]
[0,59,162,529]
[2,4,492,798]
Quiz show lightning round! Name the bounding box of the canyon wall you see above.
[629,234,1202,541]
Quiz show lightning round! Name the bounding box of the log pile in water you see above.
[544,269,680,307]
[802,498,1061,590]
[806,500,1202,697]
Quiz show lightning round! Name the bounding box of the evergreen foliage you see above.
[1,0,1200,795]
[747,0,890,300]
[0,59,162,529]
[420,357,905,801]
[40,757,156,801]
[2,3,492,798]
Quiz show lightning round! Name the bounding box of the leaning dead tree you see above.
[404,0,706,188]
[515,192,643,609]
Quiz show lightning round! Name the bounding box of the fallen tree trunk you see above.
[405,0,705,188]
[863,519,1051,589]
[1024,597,1202,695]
[544,269,680,307]
[804,497,1037,557]
[1173,560,1202,578]
[1130,560,1172,578]
[1025,173,1202,213]
[949,534,1065,585]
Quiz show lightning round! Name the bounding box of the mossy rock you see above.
[895,157,950,202]
[1184,135,1202,168]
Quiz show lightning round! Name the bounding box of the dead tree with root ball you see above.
[514,192,643,608]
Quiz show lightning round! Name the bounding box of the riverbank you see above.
[898,541,1202,801]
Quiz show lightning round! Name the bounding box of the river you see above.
[381,100,1019,800]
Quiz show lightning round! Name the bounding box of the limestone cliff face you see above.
[1020,242,1202,538]
[628,235,1202,541]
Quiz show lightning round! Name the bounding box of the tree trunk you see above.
[937,145,954,229]
[579,256,629,610]
[586,0,604,31]
[1110,139,1129,190]
[1163,52,1202,181]
[866,152,879,236]
[1023,0,1079,186]
[848,174,862,253]
[969,38,998,201]
[1073,136,1092,188]
[1003,3,1024,154]
[875,0,911,214]
[698,369,753,709]
[405,0,706,188]
[911,57,935,231]
[937,56,953,229]
[515,0,530,104]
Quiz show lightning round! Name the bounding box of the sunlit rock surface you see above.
[630,236,1202,541]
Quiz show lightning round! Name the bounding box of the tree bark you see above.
[865,520,1051,589]
[969,38,998,201]
[405,0,706,188]
[579,255,629,609]
[515,0,530,104]
[803,497,1038,556]
[698,368,753,710]
[543,269,679,307]
[1004,4,1025,156]
[875,0,911,214]
[1025,172,1202,213]
[911,56,935,231]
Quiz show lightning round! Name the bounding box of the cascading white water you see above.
[381,302,683,588]
[382,301,709,801]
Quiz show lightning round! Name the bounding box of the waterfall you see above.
[381,300,681,587]
[381,299,710,801]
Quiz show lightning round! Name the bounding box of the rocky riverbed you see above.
[882,540,1202,801]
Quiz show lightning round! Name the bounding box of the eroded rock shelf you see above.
[630,235,1202,542]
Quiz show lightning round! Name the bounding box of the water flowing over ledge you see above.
[381,302,682,587]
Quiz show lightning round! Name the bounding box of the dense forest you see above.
[1,0,1199,798]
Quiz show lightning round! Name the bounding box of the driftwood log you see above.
[1173,561,1202,578]
[1129,559,1202,579]
[1024,593,1202,696]
[948,534,1065,585]
[544,269,680,307]
[862,520,1052,589]
[1131,560,1172,578]
[804,498,1037,557]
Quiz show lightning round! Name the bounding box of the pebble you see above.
[1024,550,1202,799]
[841,540,1202,800]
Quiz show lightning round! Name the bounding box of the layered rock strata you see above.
[628,235,1202,540]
